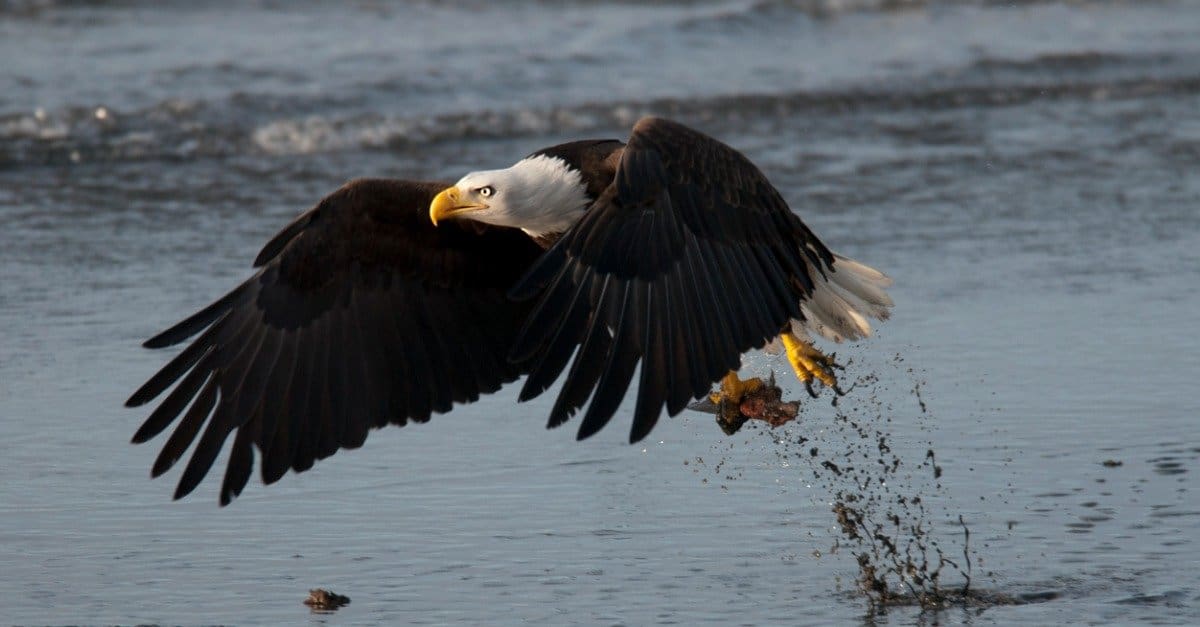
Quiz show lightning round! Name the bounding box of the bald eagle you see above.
[128,117,892,505]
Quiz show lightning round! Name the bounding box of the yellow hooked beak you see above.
[429,186,487,226]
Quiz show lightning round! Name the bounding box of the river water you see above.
[2,0,1199,624]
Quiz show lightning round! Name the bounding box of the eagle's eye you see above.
[477,186,495,198]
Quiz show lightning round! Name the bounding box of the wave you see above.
[0,0,1127,19]
[3,52,1198,167]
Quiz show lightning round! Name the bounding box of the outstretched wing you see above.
[127,179,545,505]
[510,117,835,442]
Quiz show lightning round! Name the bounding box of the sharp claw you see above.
[804,379,817,398]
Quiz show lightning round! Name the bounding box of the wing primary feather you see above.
[650,276,676,403]
[291,317,332,473]
[409,291,455,416]
[254,331,299,473]
[771,236,813,291]
[147,296,262,473]
[720,243,776,344]
[143,281,251,349]
[575,282,636,440]
[661,274,696,415]
[379,288,417,426]
[573,203,624,269]
[681,241,715,393]
[510,258,585,366]
[451,292,500,401]
[518,269,594,403]
[723,243,771,333]
[334,289,372,449]
[318,304,350,461]
[173,315,272,500]
[359,322,393,437]
[695,243,746,372]
[748,244,800,325]
[428,290,481,404]
[151,374,217,478]
[131,346,215,444]
[171,398,236,494]
[678,243,722,395]
[420,295,464,402]
[219,408,258,506]
[661,252,699,402]
[545,278,613,428]
[374,293,411,427]
[392,287,433,421]
[126,312,231,407]
[629,281,669,442]
[229,327,284,429]
[262,324,315,485]
[341,287,377,448]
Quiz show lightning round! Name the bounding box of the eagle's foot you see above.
[708,371,763,405]
[708,371,765,435]
[781,332,843,395]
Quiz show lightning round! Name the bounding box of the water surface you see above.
[2,1,1199,624]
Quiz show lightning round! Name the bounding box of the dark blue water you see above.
[3,1,1199,624]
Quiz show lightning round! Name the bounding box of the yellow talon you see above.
[781,332,839,389]
[708,371,763,404]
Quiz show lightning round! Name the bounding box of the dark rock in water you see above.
[1101,459,1123,467]
[304,588,350,612]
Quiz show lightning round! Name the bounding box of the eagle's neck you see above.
[505,155,591,239]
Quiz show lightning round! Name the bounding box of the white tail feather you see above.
[830,254,893,308]
[795,253,893,343]
[802,283,870,342]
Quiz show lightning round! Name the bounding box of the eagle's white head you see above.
[429,155,591,238]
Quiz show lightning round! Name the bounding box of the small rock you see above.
[304,588,350,612]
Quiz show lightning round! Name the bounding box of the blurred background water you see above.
[2,0,1199,624]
